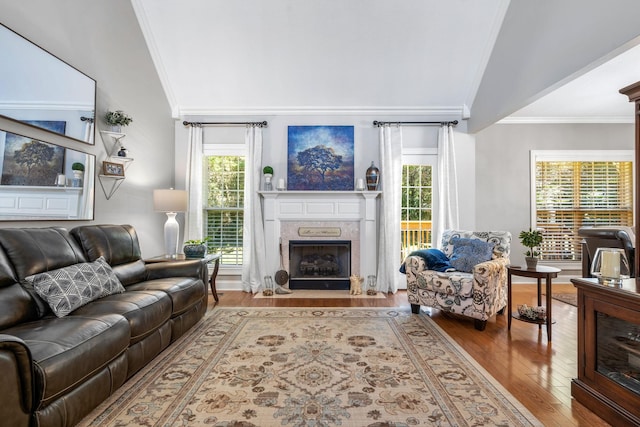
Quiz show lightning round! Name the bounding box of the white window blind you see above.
[532,150,633,262]
[204,154,245,266]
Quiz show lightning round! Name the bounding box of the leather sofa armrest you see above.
[145,259,204,281]
[0,334,33,421]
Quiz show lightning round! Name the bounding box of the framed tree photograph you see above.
[0,130,64,186]
[287,125,354,191]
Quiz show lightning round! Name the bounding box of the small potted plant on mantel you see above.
[183,237,210,259]
[263,165,274,191]
[105,110,133,133]
[519,228,544,270]
[71,162,84,187]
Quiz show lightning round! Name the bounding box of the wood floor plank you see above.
[213,284,611,426]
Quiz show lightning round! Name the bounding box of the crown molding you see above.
[177,105,465,118]
[498,116,634,125]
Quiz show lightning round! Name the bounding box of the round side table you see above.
[507,265,561,342]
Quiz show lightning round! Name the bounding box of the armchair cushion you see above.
[449,238,495,273]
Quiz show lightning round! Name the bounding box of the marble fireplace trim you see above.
[280,221,361,277]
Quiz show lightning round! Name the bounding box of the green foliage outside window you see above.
[206,156,245,266]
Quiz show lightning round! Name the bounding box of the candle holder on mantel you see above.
[365,161,380,190]
[590,247,630,285]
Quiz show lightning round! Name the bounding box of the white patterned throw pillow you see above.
[24,256,125,317]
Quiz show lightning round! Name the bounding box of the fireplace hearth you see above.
[289,240,351,290]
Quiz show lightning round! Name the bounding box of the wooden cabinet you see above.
[571,277,640,426]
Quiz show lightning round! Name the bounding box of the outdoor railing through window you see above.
[401,220,432,262]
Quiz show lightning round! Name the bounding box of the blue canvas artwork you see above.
[287,125,354,191]
[25,120,66,136]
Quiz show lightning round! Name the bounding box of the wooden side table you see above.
[145,253,221,302]
[507,265,561,342]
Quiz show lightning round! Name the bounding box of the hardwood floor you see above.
[212,284,609,426]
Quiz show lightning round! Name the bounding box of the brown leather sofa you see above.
[0,224,208,427]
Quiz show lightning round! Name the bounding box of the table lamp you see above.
[153,188,188,258]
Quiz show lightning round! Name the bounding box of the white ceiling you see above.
[132,0,640,125]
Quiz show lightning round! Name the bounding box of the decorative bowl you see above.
[517,304,546,321]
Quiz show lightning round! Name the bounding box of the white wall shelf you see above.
[98,130,134,200]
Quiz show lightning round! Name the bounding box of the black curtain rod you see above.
[183,120,268,127]
[373,120,458,127]
[80,116,94,123]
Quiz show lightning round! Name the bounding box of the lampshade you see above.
[590,247,631,285]
[153,189,188,212]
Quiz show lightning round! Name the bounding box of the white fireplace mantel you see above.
[259,191,381,280]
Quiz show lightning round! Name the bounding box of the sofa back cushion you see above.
[0,246,39,328]
[0,227,88,321]
[70,224,146,286]
[441,230,511,259]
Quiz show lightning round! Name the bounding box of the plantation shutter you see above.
[535,160,633,261]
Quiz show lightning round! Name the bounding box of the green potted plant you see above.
[105,110,133,132]
[519,228,543,270]
[71,162,84,187]
[183,237,210,259]
[263,165,274,190]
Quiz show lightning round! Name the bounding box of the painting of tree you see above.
[287,126,354,190]
[1,131,64,186]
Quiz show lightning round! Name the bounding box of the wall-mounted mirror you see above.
[0,129,95,220]
[0,24,96,144]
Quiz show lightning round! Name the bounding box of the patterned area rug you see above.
[551,293,577,307]
[253,289,386,299]
[78,308,542,427]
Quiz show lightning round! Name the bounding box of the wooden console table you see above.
[571,277,640,426]
[507,265,560,342]
[145,253,221,302]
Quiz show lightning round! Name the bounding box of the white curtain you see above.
[242,125,267,293]
[433,124,459,248]
[80,158,94,219]
[376,125,403,293]
[185,125,204,241]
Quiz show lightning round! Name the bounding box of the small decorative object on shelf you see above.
[356,178,365,191]
[117,146,128,157]
[105,110,133,133]
[366,275,378,295]
[519,228,543,269]
[71,162,84,187]
[183,237,210,259]
[277,178,286,191]
[366,161,380,190]
[263,165,274,191]
[263,275,275,296]
[102,161,125,177]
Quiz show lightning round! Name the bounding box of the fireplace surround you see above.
[260,191,381,288]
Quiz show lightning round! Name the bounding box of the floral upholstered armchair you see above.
[403,230,511,331]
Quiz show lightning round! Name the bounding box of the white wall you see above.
[0,0,175,257]
[475,123,634,269]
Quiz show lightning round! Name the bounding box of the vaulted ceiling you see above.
[132,0,640,132]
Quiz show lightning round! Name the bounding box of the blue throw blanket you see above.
[399,248,454,274]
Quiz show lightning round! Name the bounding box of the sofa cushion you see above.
[70,225,147,286]
[24,257,125,318]
[415,270,475,298]
[70,290,172,345]
[449,238,495,273]
[3,313,130,409]
[126,277,205,317]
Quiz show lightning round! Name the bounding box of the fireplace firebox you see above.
[289,240,351,290]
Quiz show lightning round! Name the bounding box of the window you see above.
[204,154,245,266]
[401,151,436,261]
[532,150,633,262]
